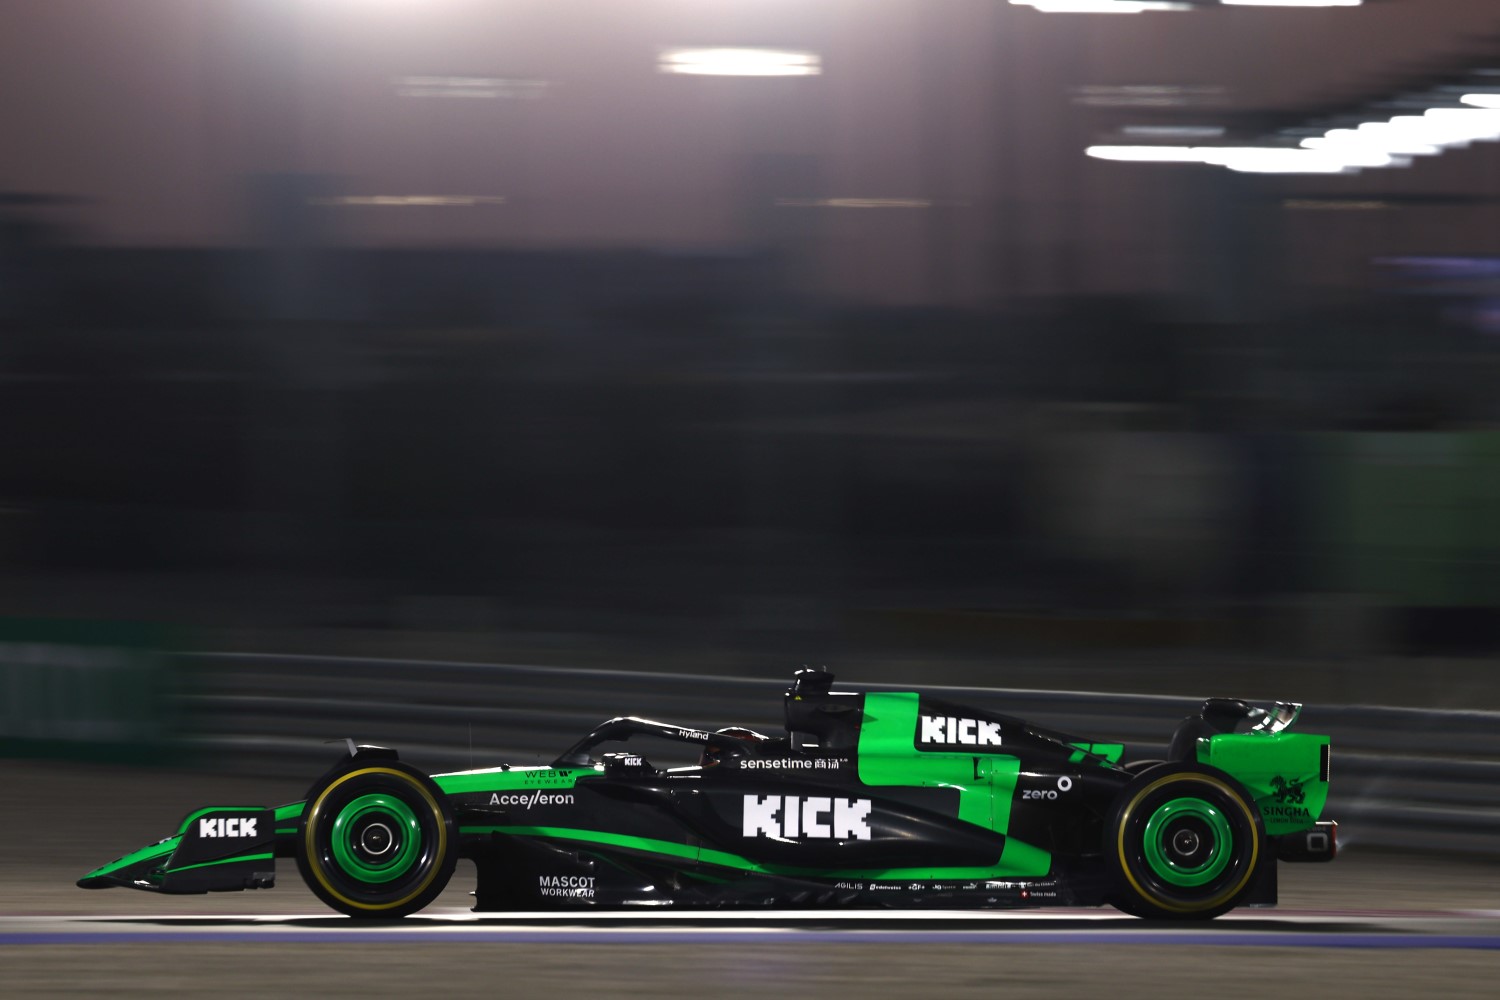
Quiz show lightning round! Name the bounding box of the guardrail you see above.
[174,652,1500,857]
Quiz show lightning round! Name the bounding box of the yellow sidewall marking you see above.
[305,766,448,911]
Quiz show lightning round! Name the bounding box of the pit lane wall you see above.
[172,652,1498,857]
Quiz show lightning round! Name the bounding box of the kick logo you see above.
[919,715,1002,747]
[742,795,871,840]
[198,817,257,838]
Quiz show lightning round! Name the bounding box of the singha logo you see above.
[1270,775,1306,805]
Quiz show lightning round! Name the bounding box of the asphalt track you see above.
[4,762,1499,997]
[5,907,1500,947]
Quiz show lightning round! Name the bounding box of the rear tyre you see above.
[1106,763,1262,920]
[296,761,457,918]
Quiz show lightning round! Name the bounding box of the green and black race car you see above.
[80,668,1336,920]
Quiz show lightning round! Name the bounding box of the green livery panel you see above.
[1197,732,1330,836]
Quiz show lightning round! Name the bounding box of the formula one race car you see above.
[79,668,1336,919]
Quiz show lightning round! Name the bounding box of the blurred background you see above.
[5,0,1500,776]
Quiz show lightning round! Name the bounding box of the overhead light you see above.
[1301,124,1440,157]
[1197,147,1369,173]
[1220,1,1362,7]
[1382,114,1488,147]
[309,195,507,207]
[1289,109,1500,167]
[658,48,821,77]
[1011,1,1189,11]
[1088,144,1395,173]
[1086,145,1204,162]
[1016,0,1364,10]
[1412,108,1500,145]
[1092,97,1500,175]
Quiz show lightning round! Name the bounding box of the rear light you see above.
[1276,820,1337,862]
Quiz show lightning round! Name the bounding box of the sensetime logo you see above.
[742,795,872,840]
[919,715,1002,747]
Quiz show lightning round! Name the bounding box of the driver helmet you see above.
[700,726,768,768]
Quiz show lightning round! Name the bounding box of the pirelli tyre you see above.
[296,760,457,919]
[1106,763,1263,920]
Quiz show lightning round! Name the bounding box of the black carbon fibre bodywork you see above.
[80,669,1333,918]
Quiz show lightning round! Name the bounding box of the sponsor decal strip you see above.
[435,768,593,795]
[489,791,575,807]
[739,758,844,770]
[538,875,595,898]
[463,825,1036,881]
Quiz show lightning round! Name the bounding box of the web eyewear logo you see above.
[198,817,257,838]
[490,791,575,808]
[919,715,1002,747]
[742,795,871,840]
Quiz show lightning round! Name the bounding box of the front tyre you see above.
[296,761,456,918]
[1107,763,1263,920]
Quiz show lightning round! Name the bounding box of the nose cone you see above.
[76,836,180,892]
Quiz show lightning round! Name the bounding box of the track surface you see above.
[6,907,1500,947]
[5,761,1499,997]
